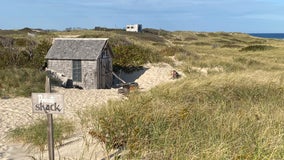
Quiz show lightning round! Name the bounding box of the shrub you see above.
[0,39,51,69]
[30,40,52,69]
[221,44,242,48]
[240,45,275,52]
[192,42,211,46]
[112,44,161,71]
[196,33,208,37]
[0,68,45,97]
[14,38,31,47]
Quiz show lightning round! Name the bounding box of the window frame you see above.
[72,60,82,82]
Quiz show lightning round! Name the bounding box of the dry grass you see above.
[81,71,284,159]
[4,28,284,159]
[77,30,284,159]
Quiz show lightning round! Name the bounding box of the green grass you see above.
[0,68,45,97]
[9,118,75,152]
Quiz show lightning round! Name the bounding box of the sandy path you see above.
[0,63,181,160]
[119,63,183,91]
[0,88,123,160]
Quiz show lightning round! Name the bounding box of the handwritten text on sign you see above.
[32,93,64,114]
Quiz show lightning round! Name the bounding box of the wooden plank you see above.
[112,72,126,83]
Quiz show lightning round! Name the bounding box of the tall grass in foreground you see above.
[80,71,284,159]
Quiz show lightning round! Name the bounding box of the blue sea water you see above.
[249,33,284,39]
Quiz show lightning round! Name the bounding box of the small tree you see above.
[31,40,52,69]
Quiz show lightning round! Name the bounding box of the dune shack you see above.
[45,38,113,89]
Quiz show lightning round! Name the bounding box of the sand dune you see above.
[0,63,182,160]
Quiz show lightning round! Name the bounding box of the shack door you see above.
[98,55,112,89]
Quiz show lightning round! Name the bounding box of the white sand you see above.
[0,63,181,160]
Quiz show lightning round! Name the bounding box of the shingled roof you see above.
[45,38,109,60]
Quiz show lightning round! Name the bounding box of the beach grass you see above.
[9,118,75,157]
[3,28,284,159]
[77,30,284,159]
[82,71,284,159]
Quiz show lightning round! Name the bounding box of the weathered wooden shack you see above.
[45,38,113,89]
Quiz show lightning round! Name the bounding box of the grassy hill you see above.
[3,28,284,159]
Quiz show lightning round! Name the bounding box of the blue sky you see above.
[0,0,283,33]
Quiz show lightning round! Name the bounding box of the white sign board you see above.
[32,93,64,114]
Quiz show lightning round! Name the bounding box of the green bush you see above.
[14,38,30,47]
[0,68,45,97]
[240,45,275,52]
[30,40,51,68]
[112,44,161,71]
[0,39,51,69]
[221,44,242,48]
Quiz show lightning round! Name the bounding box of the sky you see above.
[0,0,283,33]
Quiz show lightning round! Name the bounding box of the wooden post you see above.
[45,76,54,160]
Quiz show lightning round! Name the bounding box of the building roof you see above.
[45,38,109,60]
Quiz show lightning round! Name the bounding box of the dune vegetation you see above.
[78,29,284,159]
[9,118,75,158]
[3,28,284,159]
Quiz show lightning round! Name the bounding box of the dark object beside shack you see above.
[62,79,73,88]
[117,82,139,94]
[172,70,180,79]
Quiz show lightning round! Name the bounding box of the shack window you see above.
[72,60,82,82]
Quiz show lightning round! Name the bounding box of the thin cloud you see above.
[242,14,284,21]
[1,0,284,32]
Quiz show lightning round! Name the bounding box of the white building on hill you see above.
[126,24,142,32]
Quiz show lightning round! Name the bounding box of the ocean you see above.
[249,33,284,39]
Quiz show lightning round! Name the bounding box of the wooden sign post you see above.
[32,76,64,160]
[46,76,54,160]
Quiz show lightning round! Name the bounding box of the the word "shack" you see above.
[32,93,64,114]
